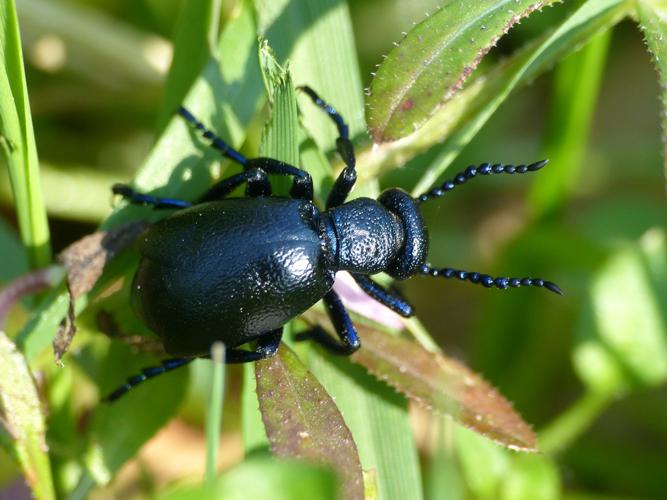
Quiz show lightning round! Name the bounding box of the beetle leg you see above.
[351,274,414,318]
[104,357,194,402]
[245,157,313,201]
[224,328,283,363]
[297,290,360,355]
[112,184,192,209]
[198,168,270,202]
[297,86,356,209]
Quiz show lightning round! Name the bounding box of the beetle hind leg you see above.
[225,328,283,363]
[104,357,194,402]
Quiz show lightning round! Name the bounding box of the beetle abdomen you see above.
[132,197,334,357]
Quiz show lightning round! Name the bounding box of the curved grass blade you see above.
[308,349,423,500]
[255,0,365,151]
[366,0,560,143]
[351,324,538,452]
[636,0,667,174]
[157,0,222,131]
[529,29,612,218]
[0,0,50,267]
[255,344,364,500]
[0,331,55,500]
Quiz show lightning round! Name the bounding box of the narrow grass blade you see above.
[0,331,55,500]
[157,0,222,131]
[256,344,364,500]
[0,0,50,267]
[16,0,263,362]
[308,350,422,500]
[205,342,226,482]
[636,0,667,175]
[259,41,299,165]
[529,30,612,218]
[366,0,561,142]
[255,0,365,151]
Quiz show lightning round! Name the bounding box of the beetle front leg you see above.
[297,290,360,355]
[352,274,414,318]
[298,86,357,209]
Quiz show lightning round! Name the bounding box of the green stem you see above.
[205,342,226,482]
[538,390,612,455]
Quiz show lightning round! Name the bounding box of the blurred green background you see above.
[1,0,666,498]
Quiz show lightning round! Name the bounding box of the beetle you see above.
[106,87,561,401]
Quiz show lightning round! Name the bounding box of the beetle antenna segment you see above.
[178,107,248,166]
[416,160,548,204]
[419,264,563,295]
[104,358,193,402]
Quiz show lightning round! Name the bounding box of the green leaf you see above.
[159,456,337,500]
[0,331,55,500]
[409,0,629,195]
[0,0,50,267]
[352,324,537,452]
[636,0,667,175]
[366,0,561,143]
[0,217,27,283]
[573,229,667,395]
[356,0,629,189]
[454,426,560,499]
[255,344,364,500]
[157,0,222,131]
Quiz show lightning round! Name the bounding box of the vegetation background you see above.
[1,0,666,498]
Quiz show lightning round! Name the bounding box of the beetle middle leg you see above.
[297,290,361,355]
[298,86,357,210]
[111,184,193,209]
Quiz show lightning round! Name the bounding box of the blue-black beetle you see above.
[107,87,560,401]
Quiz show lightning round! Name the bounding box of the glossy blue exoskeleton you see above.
[107,87,560,401]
